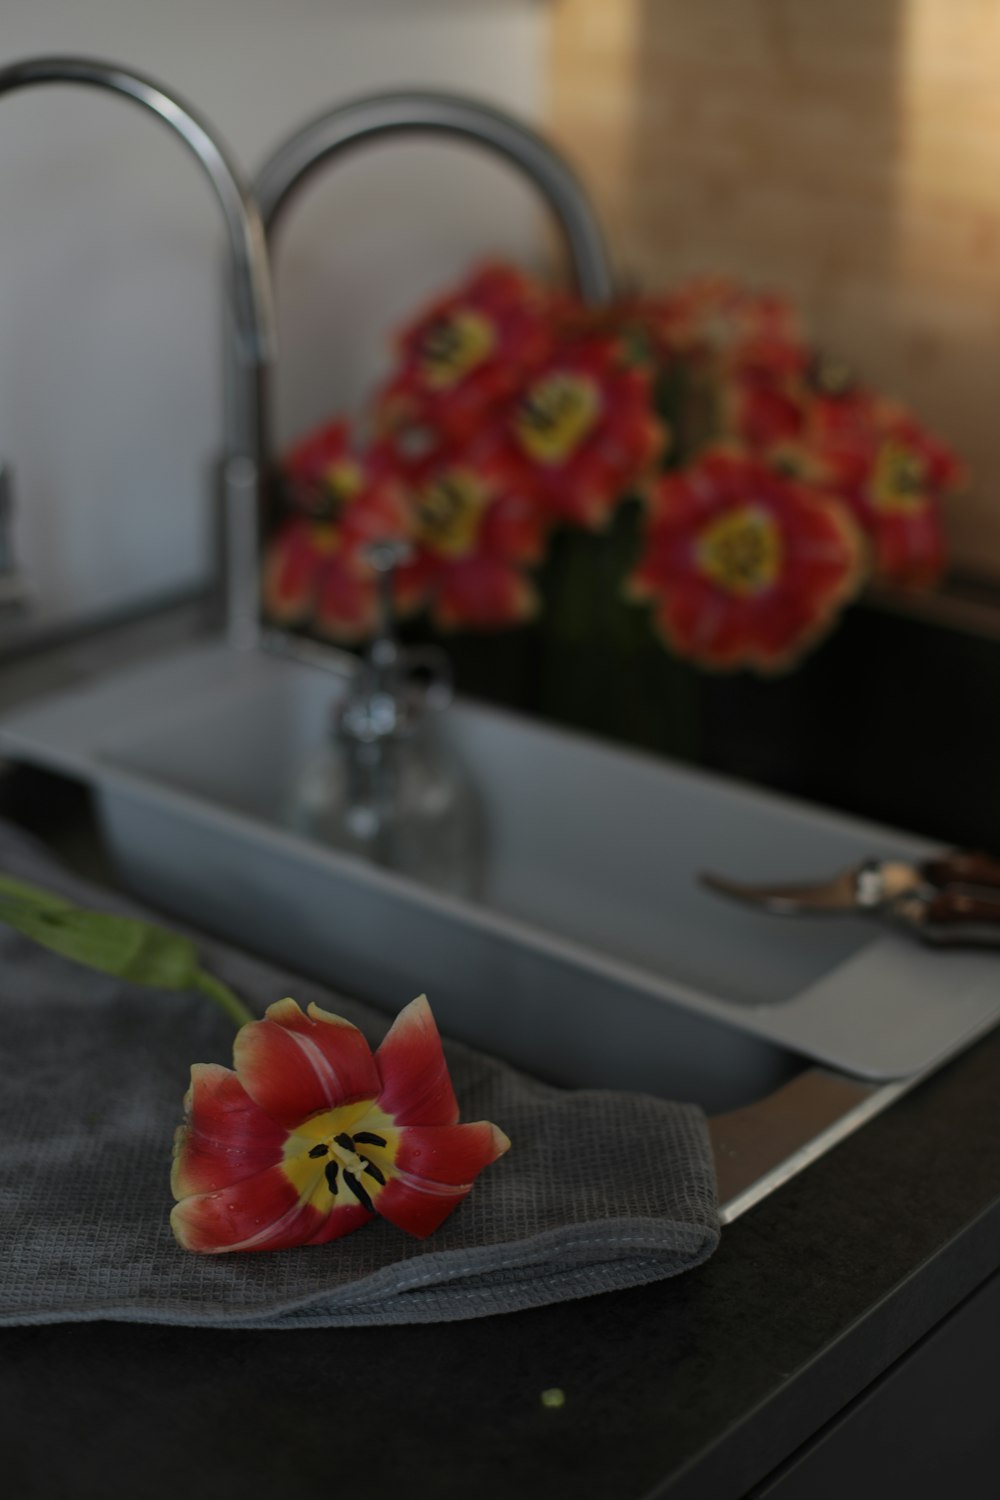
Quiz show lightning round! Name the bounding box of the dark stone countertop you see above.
[2,813,999,1500]
[2,606,1000,1498]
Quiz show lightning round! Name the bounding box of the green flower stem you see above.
[192,969,255,1031]
[0,874,258,1032]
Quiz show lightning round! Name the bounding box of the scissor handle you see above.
[924,890,1000,924]
[920,850,1000,892]
[894,887,1000,947]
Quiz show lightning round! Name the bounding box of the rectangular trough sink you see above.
[2,640,998,1220]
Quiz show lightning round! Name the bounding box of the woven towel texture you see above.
[0,822,718,1327]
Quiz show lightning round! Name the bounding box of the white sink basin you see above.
[1,639,998,1217]
[3,639,996,1092]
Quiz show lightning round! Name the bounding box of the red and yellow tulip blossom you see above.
[629,449,865,673]
[262,420,412,641]
[805,392,961,590]
[640,277,806,379]
[171,995,509,1253]
[505,336,665,529]
[386,434,549,631]
[722,368,961,590]
[377,262,555,446]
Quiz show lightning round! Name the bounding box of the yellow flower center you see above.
[323,458,365,502]
[282,1101,398,1214]
[415,469,488,556]
[303,459,364,533]
[768,443,812,482]
[810,354,855,396]
[696,505,783,597]
[420,309,496,389]
[307,522,341,557]
[870,440,928,514]
[514,374,600,465]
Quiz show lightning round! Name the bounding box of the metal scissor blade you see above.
[699,868,864,916]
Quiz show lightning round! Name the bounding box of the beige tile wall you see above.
[549,0,1000,575]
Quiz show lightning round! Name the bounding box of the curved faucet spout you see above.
[254,90,615,304]
[0,56,275,363]
[0,54,275,646]
[249,90,614,664]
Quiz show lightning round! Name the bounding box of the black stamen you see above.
[353,1132,387,1148]
[308,1144,329,1158]
[324,1160,340,1195]
[361,1158,386,1186]
[334,1132,356,1152]
[343,1170,375,1213]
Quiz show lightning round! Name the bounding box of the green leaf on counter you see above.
[0,896,201,988]
[0,872,79,915]
[0,874,255,1029]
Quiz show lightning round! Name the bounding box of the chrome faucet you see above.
[0,463,30,612]
[247,90,614,662]
[0,55,276,649]
[253,90,614,301]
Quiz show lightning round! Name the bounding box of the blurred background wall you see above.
[0,0,547,633]
[3,0,999,637]
[548,0,1000,577]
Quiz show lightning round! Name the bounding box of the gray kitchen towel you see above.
[0,820,719,1327]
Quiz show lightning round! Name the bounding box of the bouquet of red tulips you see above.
[263,265,964,674]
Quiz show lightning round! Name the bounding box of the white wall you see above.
[0,0,549,632]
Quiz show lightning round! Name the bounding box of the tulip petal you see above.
[432,556,538,631]
[389,1121,511,1185]
[234,997,380,1128]
[364,1121,509,1238]
[171,1163,327,1254]
[375,994,460,1127]
[314,559,379,642]
[284,418,354,504]
[262,521,319,623]
[374,1174,473,1239]
[171,1063,287,1199]
[171,1144,379,1253]
[303,1199,375,1245]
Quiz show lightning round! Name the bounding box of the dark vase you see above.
[530,500,703,763]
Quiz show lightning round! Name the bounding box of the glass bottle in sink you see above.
[285,541,482,899]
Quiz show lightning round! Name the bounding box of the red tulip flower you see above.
[639,278,806,379]
[724,357,960,589]
[171,994,510,1253]
[281,418,366,513]
[388,436,549,630]
[376,262,554,446]
[263,420,411,641]
[724,366,808,454]
[505,336,665,529]
[629,449,865,671]
[806,392,960,589]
